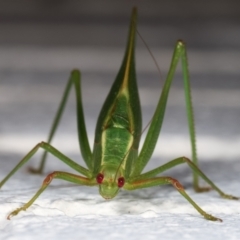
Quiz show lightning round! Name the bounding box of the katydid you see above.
[0,7,238,221]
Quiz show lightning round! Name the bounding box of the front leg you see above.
[124,176,222,222]
[7,171,96,219]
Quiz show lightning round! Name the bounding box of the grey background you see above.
[1,0,240,139]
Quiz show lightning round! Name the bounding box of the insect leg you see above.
[7,171,96,219]
[124,176,222,222]
[130,41,207,191]
[130,157,239,199]
[29,70,92,173]
[0,141,92,189]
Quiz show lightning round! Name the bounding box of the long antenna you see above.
[136,29,163,83]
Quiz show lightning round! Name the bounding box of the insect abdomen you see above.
[101,93,134,167]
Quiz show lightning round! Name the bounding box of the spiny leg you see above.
[130,41,205,191]
[124,176,222,222]
[29,70,92,174]
[130,157,239,200]
[7,171,96,219]
[0,141,91,189]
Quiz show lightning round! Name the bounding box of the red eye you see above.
[96,173,104,184]
[118,177,125,188]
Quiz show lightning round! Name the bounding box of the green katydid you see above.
[0,7,238,221]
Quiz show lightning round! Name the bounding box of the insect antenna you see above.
[136,29,163,82]
[136,28,164,134]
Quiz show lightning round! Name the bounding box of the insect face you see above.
[96,164,125,199]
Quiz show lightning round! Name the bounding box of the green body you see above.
[92,14,141,197]
[0,7,238,221]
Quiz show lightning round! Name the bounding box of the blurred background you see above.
[0,0,240,171]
